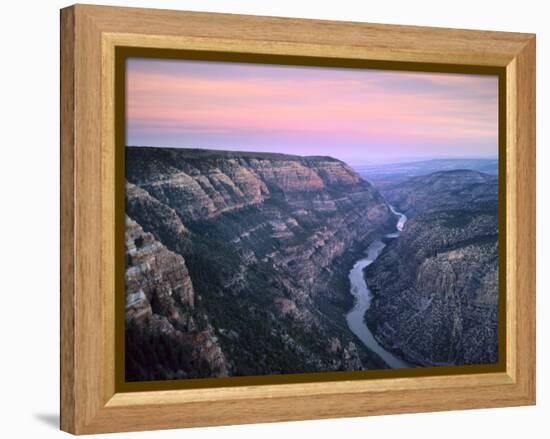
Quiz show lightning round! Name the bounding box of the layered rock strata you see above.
[365,170,499,366]
[125,147,396,380]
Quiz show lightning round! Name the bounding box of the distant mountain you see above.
[124,146,396,380]
[364,170,499,366]
[352,158,498,189]
[381,169,498,217]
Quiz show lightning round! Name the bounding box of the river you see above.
[345,206,410,369]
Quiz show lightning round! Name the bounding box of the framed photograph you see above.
[60,4,536,434]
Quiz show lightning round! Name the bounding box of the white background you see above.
[0,0,547,437]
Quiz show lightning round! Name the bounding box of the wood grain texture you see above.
[82,4,531,66]
[60,6,75,433]
[60,4,536,434]
[513,37,536,399]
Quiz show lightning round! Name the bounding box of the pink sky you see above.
[126,58,498,163]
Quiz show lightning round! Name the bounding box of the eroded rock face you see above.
[126,147,364,221]
[125,217,229,381]
[365,170,499,366]
[125,147,395,379]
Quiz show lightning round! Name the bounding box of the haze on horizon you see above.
[126,58,499,163]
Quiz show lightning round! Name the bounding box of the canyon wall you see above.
[365,170,499,366]
[124,146,395,380]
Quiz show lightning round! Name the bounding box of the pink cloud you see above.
[126,59,498,157]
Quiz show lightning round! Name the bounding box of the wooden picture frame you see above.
[60,4,536,434]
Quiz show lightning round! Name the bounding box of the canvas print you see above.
[123,57,500,382]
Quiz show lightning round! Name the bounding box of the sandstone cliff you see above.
[125,147,395,379]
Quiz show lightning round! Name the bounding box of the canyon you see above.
[124,146,395,380]
[124,147,500,380]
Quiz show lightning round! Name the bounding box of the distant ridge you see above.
[413,168,497,179]
[126,145,341,163]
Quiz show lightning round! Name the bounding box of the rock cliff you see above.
[125,217,229,381]
[125,146,395,379]
[364,170,499,366]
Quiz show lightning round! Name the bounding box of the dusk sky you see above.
[126,58,498,163]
